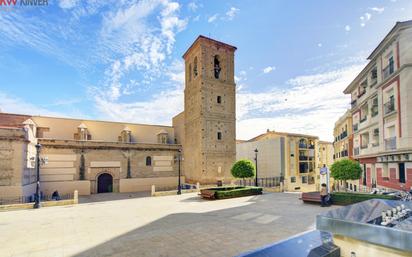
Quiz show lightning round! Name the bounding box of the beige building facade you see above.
[236,130,333,192]
[0,36,238,199]
[343,20,412,192]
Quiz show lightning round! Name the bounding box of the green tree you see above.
[330,159,362,191]
[231,159,255,183]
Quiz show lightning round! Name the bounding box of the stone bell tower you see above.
[182,35,237,184]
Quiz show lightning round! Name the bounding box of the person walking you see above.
[320,183,328,207]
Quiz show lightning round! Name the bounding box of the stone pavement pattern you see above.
[0,192,337,257]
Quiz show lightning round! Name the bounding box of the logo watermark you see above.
[0,0,48,9]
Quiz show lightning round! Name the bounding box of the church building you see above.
[0,36,237,198]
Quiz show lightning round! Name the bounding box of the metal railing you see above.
[383,64,394,80]
[360,116,367,123]
[351,99,357,108]
[299,156,308,161]
[385,137,397,150]
[358,90,366,98]
[384,99,395,115]
[353,124,359,132]
[0,193,73,205]
[235,177,283,187]
[354,147,360,156]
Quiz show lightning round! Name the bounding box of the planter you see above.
[200,186,262,200]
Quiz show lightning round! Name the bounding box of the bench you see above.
[300,192,321,203]
[199,189,216,199]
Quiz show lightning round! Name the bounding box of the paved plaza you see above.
[0,192,337,257]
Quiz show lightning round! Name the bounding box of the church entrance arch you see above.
[97,173,113,193]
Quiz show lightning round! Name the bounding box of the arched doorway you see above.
[97,173,113,193]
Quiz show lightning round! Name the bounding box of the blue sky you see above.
[0,0,411,141]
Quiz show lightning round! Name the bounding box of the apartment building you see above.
[333,110,353,161]
[237,130,333,192]
[343,20,412,191]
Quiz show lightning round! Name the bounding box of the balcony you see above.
[308,144,315,149]
[385,137,396,150]
[358,90,366,98]
[340,131,347,139]
[384,99,395,115]
[354,147,360,156]
[371,105,379,117]
[360,116,367,123]
[370,78,377,87]
[383,63,394,80]
[299,156,308,161]
[353,124,359,132]
[360,144,368,149]
[351,99,357,109]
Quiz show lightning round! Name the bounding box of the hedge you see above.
[330,192,398,205]
[214,186,262,199]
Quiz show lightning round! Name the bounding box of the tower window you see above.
[217,96,222,104]
[146,156,152,166]
[214,55,221,79]
[194,57,198,77]
[217,132,222,140]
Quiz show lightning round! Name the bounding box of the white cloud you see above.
[359,12,372,27]
[96,0,187,102]
[226,7,240,20]
[317,43,322,47]
[0,92,67,117]
[263,66,276,74]
[345,25,351,31]
[208,14,218,23]
[236,61,366,141]
[370,7,384,13]
[188,2,198,12]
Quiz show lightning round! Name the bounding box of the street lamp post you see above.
[177,149,182,195]
[254,148,258,187]
[33,143,41,209]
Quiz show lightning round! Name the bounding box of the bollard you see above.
[151,185,155,196]
[196,182,200,193]
[74,190,79,204]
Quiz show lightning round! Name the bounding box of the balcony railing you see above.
[299,156,308,161]
[358,90,366,98]
[308,144,315,149]
[354,147,360,156]
[385,137,396,150]
[383,63,394,80]
[353,124,359,132]
[370,78,377,87]
[360,144,368,149]
[340,131,347,139]
[384,99,395,115]
[371,106,379,117]
[351,99,357,109]
[360,116,367,123]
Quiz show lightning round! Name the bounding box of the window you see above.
[193,57,198,77]
[217,132,222,140]
[371,97,378,117]
[146,156,152,166]
[214,55,221,79]
[217,96,222,104]
[290,177,296,183]
[301,176,308,184]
